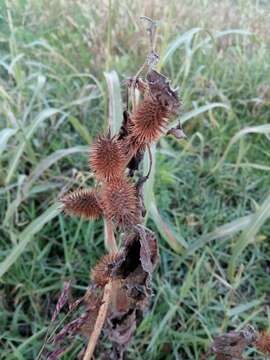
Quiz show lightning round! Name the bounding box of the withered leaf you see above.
[146,69,180,113]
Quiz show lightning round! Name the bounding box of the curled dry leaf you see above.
[167,122,187,139]
[146,68,180,114]
[203,325,257,360]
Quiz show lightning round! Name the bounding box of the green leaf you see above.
[160,28,202,68]
[150,201,187,254]
[227,298,263,317]
[188,214,253,255]
[68,116,92,144]
[228,193,270,281]
[5,108,61,185]
[0,128,17,156]
[0,203,61,278]
[213,124,270,172]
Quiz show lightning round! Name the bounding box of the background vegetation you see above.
[1,0,270,359]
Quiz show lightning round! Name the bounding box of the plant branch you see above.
[83,281,112,360]
[104,218,117,252]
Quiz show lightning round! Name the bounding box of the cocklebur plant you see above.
[42,19,184,360]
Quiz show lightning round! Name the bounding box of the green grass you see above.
[1,0,270,359]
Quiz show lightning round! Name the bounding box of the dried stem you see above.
[131,61,146,111]
[104,218,117,252]
[82,220,116,358]
[145,144,153,180]
[83,281,112,360]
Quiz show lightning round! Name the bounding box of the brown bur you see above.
[60,189,102,220]
[202,325,258,360]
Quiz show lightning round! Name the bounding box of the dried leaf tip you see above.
[89,135,127,183]
[60,189,102,220]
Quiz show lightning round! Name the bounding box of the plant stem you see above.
[83,281,112,360]
[104,219,117,252]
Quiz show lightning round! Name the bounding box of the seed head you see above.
[255,331,270,355]
[60,189,101,220]
[127,96,171,147]
[92,252,124,287]
[100,179,140,228]
[89,135,126,183]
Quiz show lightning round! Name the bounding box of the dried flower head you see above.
[92,252,124,287]
[89,135,127,183]
[101,179,140,228]
[128,96,171,147]
[255,331,270,355]
[60,189,102,220]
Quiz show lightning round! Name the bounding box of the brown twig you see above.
[131,17,158,112]
[82,281,112,360]
[145,143,153,180]
[104,218,117,252]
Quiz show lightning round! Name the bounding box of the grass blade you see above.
[104,70,123,135]
[227,299,263,317]
[143,145,187,253]
[213,124,270,172]
[143,144,156,212]
[24,146,89,192]
[188,214,253,255]
[0,203,61,278]
[5,108,62,185]
[68,116,92,144]
[0,128,17,156]
[172,102,230,127]
[160,28,202,68]
[228,193,270,281]
[194,29,253,52]
[150,201,187,253]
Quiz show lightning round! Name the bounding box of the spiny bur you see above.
[100,178,140,228]
[92,252,124,287]
[89,135,127,183]
[60,189,102,220]
[128,96,171,148]
[255,331,270,355]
